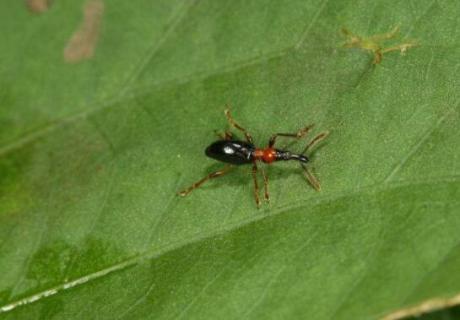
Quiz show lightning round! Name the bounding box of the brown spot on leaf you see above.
[63,0,104,63]
[26,0,53,13]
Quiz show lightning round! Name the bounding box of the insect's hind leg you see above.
[178,165,232,197]
[214,129,233,140]
[224,108,253,143]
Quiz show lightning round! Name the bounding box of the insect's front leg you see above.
[268,125,314,148]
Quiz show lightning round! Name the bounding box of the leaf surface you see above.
[1,0,460,319]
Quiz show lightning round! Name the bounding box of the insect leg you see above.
[301,164,321,191]
[214,129,233,140]
[260,166,269,202]
[268,124,314,148]
[224,131,233,140]
[178,165,232,196]
[224,108,253,143]
[252,162,261,207]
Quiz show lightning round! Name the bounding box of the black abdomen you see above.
[205,140,254,165]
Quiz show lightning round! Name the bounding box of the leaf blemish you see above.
[63,0,104,63]
[25,0,52,14]
[341,26,418,64]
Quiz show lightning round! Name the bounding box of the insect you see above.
[178,109,329,207]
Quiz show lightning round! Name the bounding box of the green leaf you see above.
[1,0,460,319]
